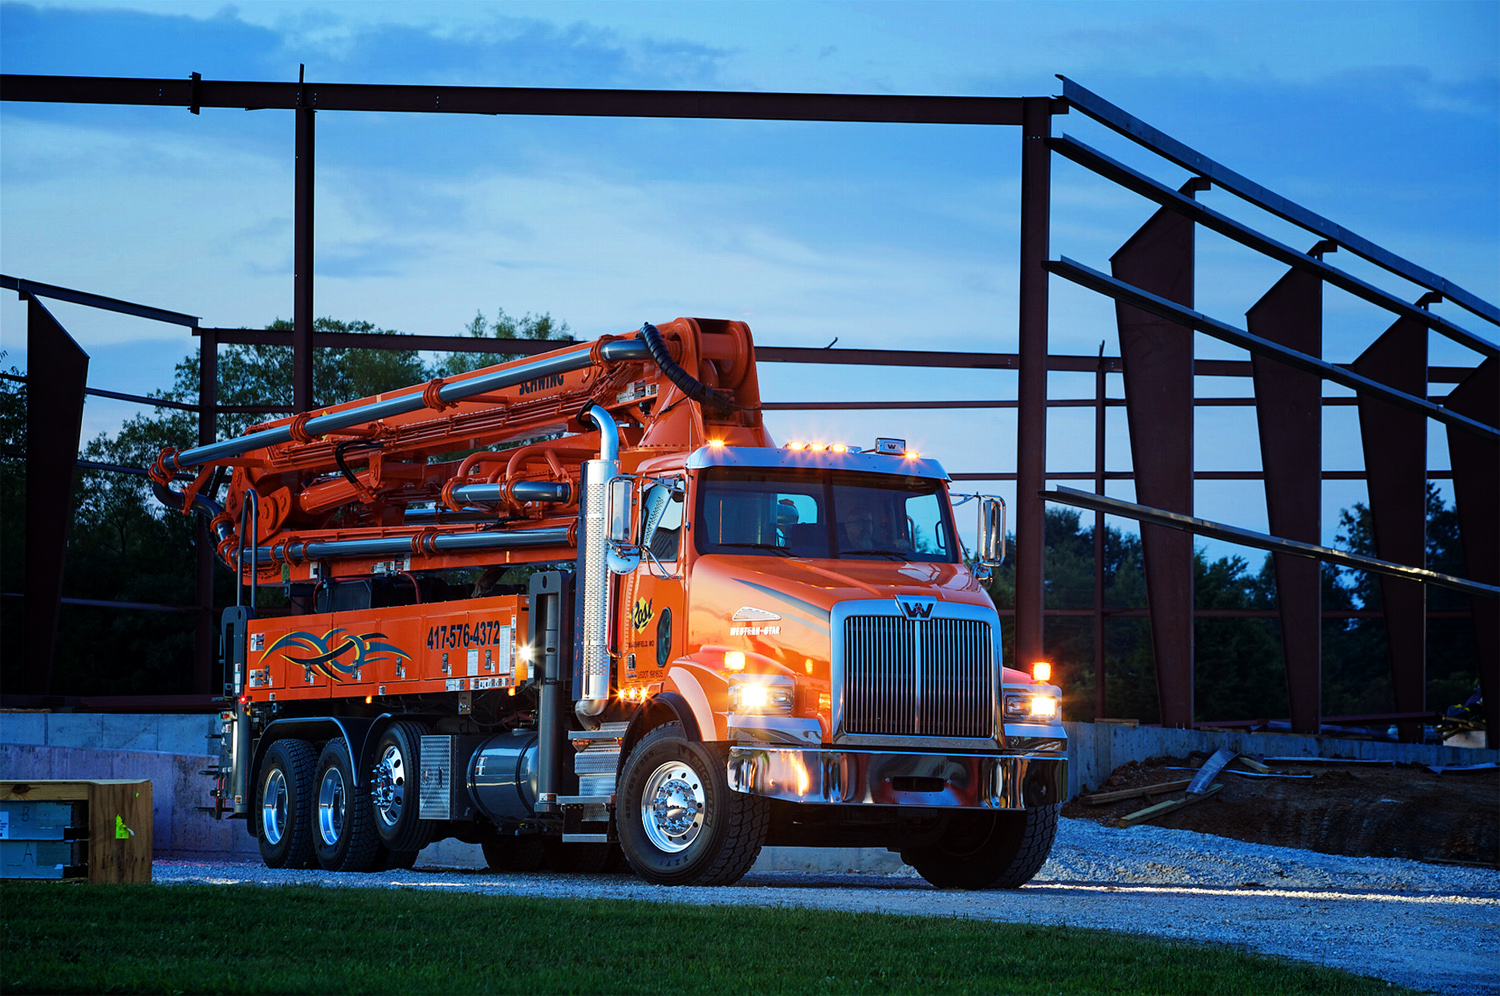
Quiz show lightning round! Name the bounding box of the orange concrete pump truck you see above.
[152,318,1067,887]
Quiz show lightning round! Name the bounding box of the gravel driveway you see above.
[157,817,1500,995]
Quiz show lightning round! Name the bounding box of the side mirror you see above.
[605,476,641,574]
[607,477,637,546]
[979,497,1006,567]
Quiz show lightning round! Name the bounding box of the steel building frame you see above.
[2,72,1495,745]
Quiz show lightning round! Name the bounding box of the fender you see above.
[619,691,704,766]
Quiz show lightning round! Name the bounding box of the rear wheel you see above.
[313,738,380,872]
[900,804,1059,889]
[617,724,767,886]
[369,721,435,854]
[257,738,317,869]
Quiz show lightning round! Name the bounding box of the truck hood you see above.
[685,554,994,674]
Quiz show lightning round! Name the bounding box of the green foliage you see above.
[434,307,571,377]
[0,882,1406,995]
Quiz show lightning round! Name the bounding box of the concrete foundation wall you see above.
[3,713,1493,871]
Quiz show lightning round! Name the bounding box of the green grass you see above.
[2,882,1408,995]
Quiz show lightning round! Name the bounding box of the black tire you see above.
[617,723,767,886]
[312,737,381,872]
[900,803,1060,890]
[483,835,546,872]
[369,720,435,854]
[257,738,317,869]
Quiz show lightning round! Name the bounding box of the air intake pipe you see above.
[574,404,618,726]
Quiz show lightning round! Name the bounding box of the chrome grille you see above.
[842,614,993,738]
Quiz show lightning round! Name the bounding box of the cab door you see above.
[621,476,686,688]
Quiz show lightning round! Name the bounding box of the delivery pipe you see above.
[247,525,574,565]
[173,338,652,468]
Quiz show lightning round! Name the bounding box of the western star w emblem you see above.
[897,597,935,619]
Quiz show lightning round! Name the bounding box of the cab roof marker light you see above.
[708,439,725,448]
[904,449,920,459]
[809,442,826,452]
[786,441,806,450]
[831,443,848,453]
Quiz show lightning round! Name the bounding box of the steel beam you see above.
[1043,487,1498,600]
[1443,359,1499,748]
[293,101,314,412]
[1353,319,1429,742]
[195,330,218,696]
[23,296,89,696]
[1248,268,1323,734]
[1013,96,1052,675]
[1049,137,1496,360]
[0,274,199,327]
[0,74,1041,125]
[1048,257,1499,442]
[1058,76,1500,329]
[1111,201,1196,728]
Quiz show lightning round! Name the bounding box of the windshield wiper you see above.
[840,548,910,561]
[716,542,793,557]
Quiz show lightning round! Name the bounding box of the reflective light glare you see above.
[738,684,771,710]
[831,443,848,453]
[904,450,920,459]
[1030,696,1058,717]
[809,442,826,452]
[708,439,725,448]
[804,659,814,674]
[786,441,806,450]
[1032,661,1052,683]
[517,643,534,662]
[724,650,746,671]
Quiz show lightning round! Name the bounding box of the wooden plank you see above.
[0,781,151,884]
[1118,782,1223,827]
[1080,779,1194,805]
[87,781,152,884]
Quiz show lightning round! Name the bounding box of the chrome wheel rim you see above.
[261,768,288,845]
[317,765,346,846]
[640,760,705,853]
[371,744,408,830]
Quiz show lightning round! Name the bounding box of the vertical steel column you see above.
[293,90,315,413]
[1110,199,1197,728]
[195,329,218,695]
[1094,343,1107,719]
[1013,97,1052,672]
[1352,318,1428,742]
[1248,267,1324,735]
[23,295,89,697]
[1444,358,1499,749]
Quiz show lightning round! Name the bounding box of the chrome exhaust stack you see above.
[574,404,618,727]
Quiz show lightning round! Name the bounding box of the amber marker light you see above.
[1032,661,1052,683]
[786,441,806,450]
[708,438,725,448]
[904,449,920,459]
[724,650,746,671]
[831,443,848,453]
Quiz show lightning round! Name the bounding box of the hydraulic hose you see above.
[638,321,736,415]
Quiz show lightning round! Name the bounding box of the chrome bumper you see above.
[726,746,1067,810]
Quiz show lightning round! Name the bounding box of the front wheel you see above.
[900,804,1059,890]
[617,724,767,886]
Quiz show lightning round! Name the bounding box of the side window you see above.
[904,492,947,556]
[643,478,684,562]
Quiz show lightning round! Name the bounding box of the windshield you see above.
[695,467,958,562]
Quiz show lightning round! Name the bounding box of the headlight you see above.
[729,676,795,715]
[1004,691,1060,720]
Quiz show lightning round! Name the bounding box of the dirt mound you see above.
[1063,754,1499,866]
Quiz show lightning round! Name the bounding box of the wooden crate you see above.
[0,780,152,884]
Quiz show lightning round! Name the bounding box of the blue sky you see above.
[2,0,1496,554]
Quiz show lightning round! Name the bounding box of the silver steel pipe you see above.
[175,338,651,467]
[250,526,573,564]
[449,481,572,505]
[576,405,619,720]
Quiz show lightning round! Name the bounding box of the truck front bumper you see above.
[726,746,1066,810]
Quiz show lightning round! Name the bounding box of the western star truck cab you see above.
[153,317,1067,887]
